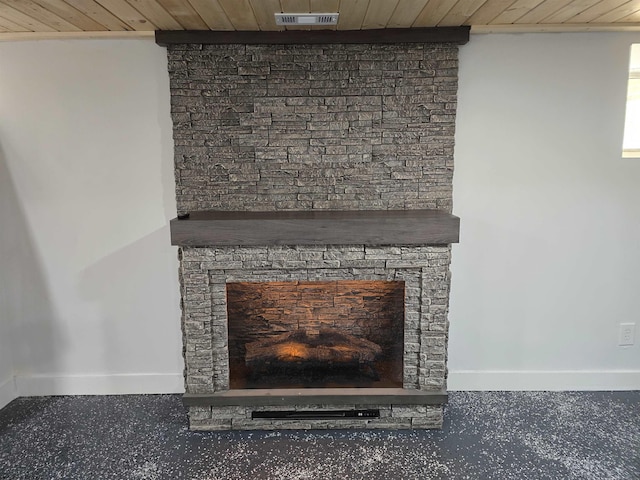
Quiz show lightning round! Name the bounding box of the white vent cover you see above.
[275,13,339,26]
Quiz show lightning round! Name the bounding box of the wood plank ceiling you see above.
[0,0,640,37]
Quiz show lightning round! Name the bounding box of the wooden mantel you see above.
[170,210,459,247]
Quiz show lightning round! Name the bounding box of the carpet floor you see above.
[0,391,638,479]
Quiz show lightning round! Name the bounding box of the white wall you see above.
[0,39,183,398]
[1,34,639,401]
[449,32,640,390]
[0,147,17,407]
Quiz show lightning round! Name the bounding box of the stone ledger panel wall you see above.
[167,43,458,215]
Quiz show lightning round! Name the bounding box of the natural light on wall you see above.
[623,44,640,158]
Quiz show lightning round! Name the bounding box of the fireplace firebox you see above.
[227,280,405,390]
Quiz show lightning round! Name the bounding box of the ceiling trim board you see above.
[155,26,471,45]
[0,30,154,40]
[471,21,640,31]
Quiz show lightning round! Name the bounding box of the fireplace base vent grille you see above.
[252,409,380,420]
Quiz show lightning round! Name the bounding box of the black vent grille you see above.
[252,409,380,420]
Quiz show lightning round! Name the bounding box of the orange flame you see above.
[276,342,309,360]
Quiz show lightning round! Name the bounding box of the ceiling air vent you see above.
[275,13,339,26]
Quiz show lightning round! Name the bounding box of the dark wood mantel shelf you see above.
[170,210,459,247]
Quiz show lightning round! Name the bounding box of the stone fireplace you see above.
[160,33,466,429]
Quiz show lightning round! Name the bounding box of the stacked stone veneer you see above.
[168,43,457,215]
[166,42,460,430]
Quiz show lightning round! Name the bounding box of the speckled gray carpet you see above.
[0,391,638,479]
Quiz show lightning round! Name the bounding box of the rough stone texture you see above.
[167,43,458,216]
[166,42,460,430]
[189,404,444,431]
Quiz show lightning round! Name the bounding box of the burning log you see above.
[245,328,382,368]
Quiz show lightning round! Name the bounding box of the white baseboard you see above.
[0,376,17,409]
[448,370,640,391]
[8,371,640,397]
[15,373,184,397]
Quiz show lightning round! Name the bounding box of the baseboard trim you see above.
[15,373,184,397]
[448,370,640,391]
[0,376,17,410]
[9,371,640,397]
